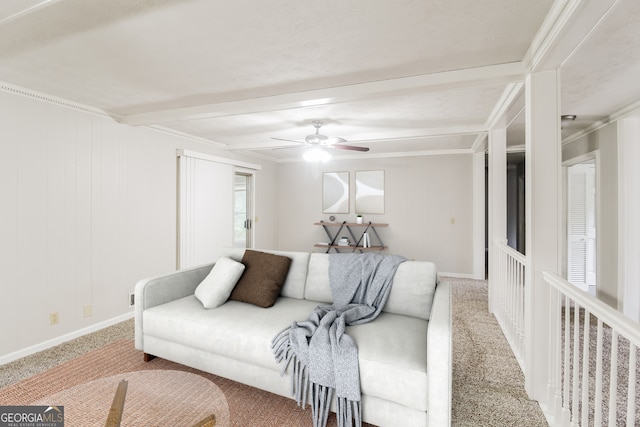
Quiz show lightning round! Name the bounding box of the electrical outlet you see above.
[49,312,59,325]
[129,293,135,307]
[83,305,92,317]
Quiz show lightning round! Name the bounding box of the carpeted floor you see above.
[0,277,548,426]
[451,279,547,426]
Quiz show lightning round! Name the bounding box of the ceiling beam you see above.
[225,125,488,151]
[523,0,620,71]
[120,62,526,126]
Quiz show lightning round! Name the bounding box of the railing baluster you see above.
[511,256,515,342]
[571,301,580,425]
[491,241,526,373]
[542,272,639,427]
[563,295,571,424]
[581,309,590,426]
[594,319,603,426]
[627,343,637,427]
[608,330,618,427]
[548,286,563,420]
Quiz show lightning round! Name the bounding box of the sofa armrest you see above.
[427,280,452,426]
[134,262,214,350]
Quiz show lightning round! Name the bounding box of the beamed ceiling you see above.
[0,0,638,161]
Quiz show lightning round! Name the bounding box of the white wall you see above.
[0,90,278,359]
[563,122,618,307]
[277,155,474,275]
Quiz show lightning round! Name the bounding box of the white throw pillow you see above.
[195,257,246,309]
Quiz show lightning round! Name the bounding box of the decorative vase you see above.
[356,216,363,224]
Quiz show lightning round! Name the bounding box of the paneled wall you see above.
[0,90,277,360]
[276,155,475,275]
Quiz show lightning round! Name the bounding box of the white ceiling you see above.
[0,0,637,161]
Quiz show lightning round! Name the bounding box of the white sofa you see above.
[134,248,452,427]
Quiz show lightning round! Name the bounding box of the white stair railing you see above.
[544,271,640,426]
[493,240,526,372]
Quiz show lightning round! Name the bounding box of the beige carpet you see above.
[451,278,548,426]
[0,277,548,426]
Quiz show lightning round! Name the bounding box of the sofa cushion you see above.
[220,248,309,299]
[304,253,437,320]
[304,253,332,303]
[143,296,319,371]
[194,257,245,308]
[142,296,428,411]
[229,250,292,308]
[387,261,438,319]
[348,312,428,411]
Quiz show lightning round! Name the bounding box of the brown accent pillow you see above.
[229,250,292,308]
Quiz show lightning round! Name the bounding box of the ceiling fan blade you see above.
[271,137,305,144]
[330,144,369,152]
[325,137,347,144]
[272,145,303,151]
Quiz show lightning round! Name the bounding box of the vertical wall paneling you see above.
[178,154,234,268]
[18,97,49,346]
[0,88,275,361]
[0,91,20,352]
[75,112,93,320]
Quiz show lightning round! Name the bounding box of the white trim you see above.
[525,0,579,70]
[563,99,640,145]
[473,151,486,280]
[148,125,226,149]
[561,150,601,288]
[617,116,640,322]
[228,125,487,152]
[485,82,525,129]
[0,80,116,118]
[0,312,134,365]
[121,62,525,126]
[471,134,488,153]
[176,149,262,170]
[507,145,526,153]
[561,150,598,167]
[275,148,474,163]
[544,271,640,347]
[438,272,476,279]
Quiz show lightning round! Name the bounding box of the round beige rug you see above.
[33,370,230,426]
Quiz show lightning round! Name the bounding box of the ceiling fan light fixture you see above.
[303,147,331,163]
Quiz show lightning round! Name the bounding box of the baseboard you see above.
[439,272,483,280]
[0,312,134,365]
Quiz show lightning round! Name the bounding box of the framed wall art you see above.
[322,171,349,213]
[355,170,384,214]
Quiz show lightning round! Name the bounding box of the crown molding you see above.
[0,80,117,118]
[562,98,640,145]
[524,0,621,71]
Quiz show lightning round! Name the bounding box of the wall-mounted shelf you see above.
[314,220,388,253]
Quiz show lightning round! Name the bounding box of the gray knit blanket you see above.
[271,253,406,427]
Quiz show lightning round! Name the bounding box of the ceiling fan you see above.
[271,120,370,153]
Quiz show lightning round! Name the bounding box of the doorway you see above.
[566,158,597,295]
[234,171,254,248]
